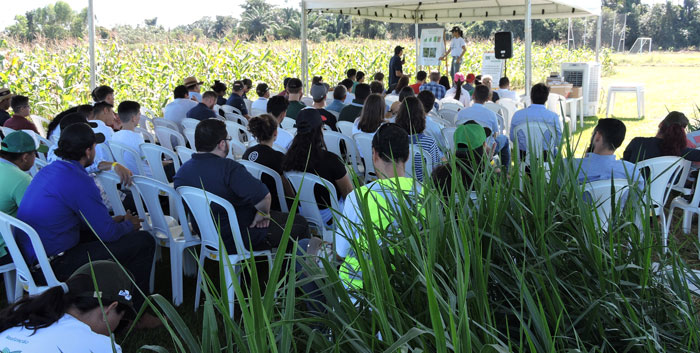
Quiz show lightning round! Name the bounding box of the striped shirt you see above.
[409,133,443,182]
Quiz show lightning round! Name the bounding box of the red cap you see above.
[466,73,476,83]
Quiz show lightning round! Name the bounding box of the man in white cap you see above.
[0,88,12,126]
[183,76,203,102]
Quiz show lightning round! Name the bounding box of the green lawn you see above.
[571,52,700,157]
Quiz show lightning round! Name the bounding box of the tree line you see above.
[4,0,700,50]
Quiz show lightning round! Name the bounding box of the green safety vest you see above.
[339,177,423,290]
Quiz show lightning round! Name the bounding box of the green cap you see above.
[1,130,49,154]
[454,124,486,152]
[70,260,137,318]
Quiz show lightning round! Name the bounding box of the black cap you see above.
[295,109,322,133]
[57,122,105,155]
[256,83,269,96]
[70,260,137,319]
[287,78,303,90]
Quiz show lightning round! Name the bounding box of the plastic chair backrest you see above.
[670,159,691,194]
[323,131,363,177]
[547,93,566,116]
[405,144,434,181]
[95,171,127,216]
[281,117,296,130]
[177,186,250,256]
[238,160,289,213]
[224,121,252,144]
[176,146,196,164]
[635,156,684,208]
[182,118,200,131]
[139,115,154,133]
[583,178,630,231]
[439,110,459,125]
[183,128,196,148]
[442,127,457,151]
[284,172,340,232]
[301,97,314,106]
[337,121,354,137]
[483,102,506,133]
[29,115,49,137]
[513,122,558,160]
[97,142,114,162]
[153,118,180,132]
[140,143,181,183]
[1,127,15,137]
[228,139,246,159]
[224,112,246,126]
[134,127,155,143]
[220,105,234,114]
[108,140,147,175]
[154,126,186,151]
[353,133,377,182]
[384,94,399,106]
[141,107,158,119]
[440,102,463,112]
[0,212,63,296]
[271,144,288,154]
[132,176,196,243]
[29,158,48,177]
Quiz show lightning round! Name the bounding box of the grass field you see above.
[570,52,700,157]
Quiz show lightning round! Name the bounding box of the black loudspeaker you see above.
[495,32,513,59]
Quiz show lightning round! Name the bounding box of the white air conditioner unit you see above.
[561,62,601,117]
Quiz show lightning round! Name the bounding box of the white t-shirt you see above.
[443,88,471,108]
[275,127,294,150]
[344,93,356,105]
[496,88,520,102]
[164,98,198,126]
[251,98,268,113]
[449,37,466,57]
[0,314,122,353]
[112,129,152,177]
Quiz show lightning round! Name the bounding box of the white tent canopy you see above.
[298,0,602,96]
[304,0,601,23]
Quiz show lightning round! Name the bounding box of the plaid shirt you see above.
[419,82,446,101]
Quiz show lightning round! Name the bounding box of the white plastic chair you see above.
[244,99,253,114]
[353,133,377,183]
[271,144,288,154]
[29,115,49,137]
[1,127,15,137]
[108,141,147,176]
[132,176,200,305]
[323,130,363,179]
[177,186,273,316]
[153,118,180,132]
[139,115,155,134]
[29,158,48,177]
[228,139,246,159]
[0,212,64,299]
[224,121,253,145]
[666,165,700,257]
[284,172,340,243]
[440,102,463,112]
[442,127,457,151]
[384,94,399,106]
[176,146,196,164]
[512,122,558,161]
[635,156,684,252]
[140,143,181,184]
[141,107,158,119]
[181,118,200,131]
[301,97,314,107]
[220,105,235,115]
[238,160,289,212]
[405,144,435,182]
[337,121,354,138]
[281,117,296,130]
[135,127,155,143]
[224,112,247,126]
[0,261,15,303]
[583,179,631,232]
[439,110,459,125]
[484,102,507,134]
[250,108,266,117]
[154,126,186,151]
[183,128,196,149]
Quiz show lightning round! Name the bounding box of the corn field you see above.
[0,38,611,119]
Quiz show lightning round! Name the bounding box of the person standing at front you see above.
[388,46,405,88]
[440,26,467,79]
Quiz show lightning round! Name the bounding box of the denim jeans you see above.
[450,57,461,79]
[495,135,511,171]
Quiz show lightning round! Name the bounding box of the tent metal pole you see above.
[301,1,308,95]
[415,17,420,71]
[88,0,96,91]
[524,0,532,96]
[595,14,602,62]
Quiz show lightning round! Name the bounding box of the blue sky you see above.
[0,0,680,31]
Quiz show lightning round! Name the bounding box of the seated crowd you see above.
[0,66,697,351]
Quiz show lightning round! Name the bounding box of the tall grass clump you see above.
[123,133,700,352]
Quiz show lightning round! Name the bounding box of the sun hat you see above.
[295,108,322,133]
[466,73,476,84]
[69,260,137,319]
[454,72,466,83]
[1,130,49,154]
[454,123,486,152]
[0,88,12,103]
[183,76,203,87]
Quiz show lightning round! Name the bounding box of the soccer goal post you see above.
[628,37,652,54]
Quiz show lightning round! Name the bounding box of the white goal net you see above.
[629,37,652,54]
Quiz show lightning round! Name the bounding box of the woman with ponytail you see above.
[0,261,138,352]
[623,111,700,162]
[444,72,471,108]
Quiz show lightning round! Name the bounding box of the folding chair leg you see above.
[3,270,16,304]
[194,252,207,312]
[660,211,668,253]
[170,248,183,306]
[682,210,693,234]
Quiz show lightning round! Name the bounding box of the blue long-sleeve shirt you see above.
[17,159,133,264]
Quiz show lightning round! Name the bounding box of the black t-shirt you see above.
[317,108,338,131]
[623,136,700,163]
[242,144,286,211]
[287,150,347,209]
[0,110,10,126]
[389,55,403,86]
[173,153,269,253]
